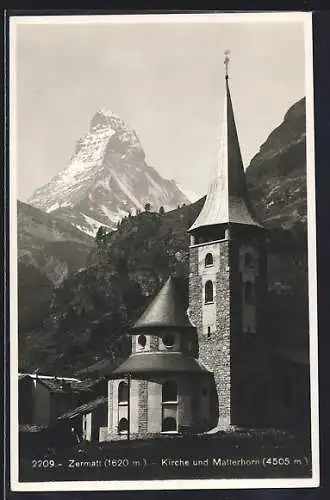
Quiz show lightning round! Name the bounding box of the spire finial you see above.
[224,49,230,80]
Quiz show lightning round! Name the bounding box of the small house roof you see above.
[57,396,108,420]
[37,378,93,394]
[112,352,209,375]
[19,424,49,433]
[132,276,193,331]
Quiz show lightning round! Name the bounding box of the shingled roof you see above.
[57,396,108,420]
[132,276,193,331]
[36,378,93,394]
[189,76,262,232]
[113,352,208,375]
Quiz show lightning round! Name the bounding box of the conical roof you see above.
[189,76,262,232]
[132,276,193,330]
[113,353,208,374]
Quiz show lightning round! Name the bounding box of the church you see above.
[103,56,310,440]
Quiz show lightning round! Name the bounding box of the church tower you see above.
[188,53,268,428]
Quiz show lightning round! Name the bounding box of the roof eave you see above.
[129,323,196,333]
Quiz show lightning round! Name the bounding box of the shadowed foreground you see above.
[19,429,312,482]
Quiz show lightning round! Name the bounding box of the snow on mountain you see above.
[28,110,190,236]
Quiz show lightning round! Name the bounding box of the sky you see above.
[12,14,308,202]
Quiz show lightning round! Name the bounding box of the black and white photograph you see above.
[9,12,319,491]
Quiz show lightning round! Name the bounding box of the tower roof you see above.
[132,276,193,331]
[189,63,262,232]
[113,352,208,374]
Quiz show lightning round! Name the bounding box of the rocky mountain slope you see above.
[17,200,94,335]
[18,97,309,375]
[18,200,93,286]
[246,97,306,230]
[28,110,189,236]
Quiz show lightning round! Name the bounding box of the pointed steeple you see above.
[189,54,262,233]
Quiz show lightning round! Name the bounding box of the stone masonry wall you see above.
[189,241,231,428]
[108,380,113,430]
[138,380,148,436]
[214,242,231,427]
[189,247,203,330]
[150,335,159,352]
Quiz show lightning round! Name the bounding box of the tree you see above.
[159,206,165,215]
[144,202,151,212]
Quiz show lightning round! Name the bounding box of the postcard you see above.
[9,11,319,491]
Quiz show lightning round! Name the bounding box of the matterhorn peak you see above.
[90,109,144,160]
[90,109,123,131]
[28,109,189,237]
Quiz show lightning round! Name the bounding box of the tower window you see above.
[205,253,213,267]
[245,253,253,268]
[162,333,175,348]
[244,281,254,305]
[205,281,214,304]
[162,381,178,403]
[161,381,178,433]
[207,326,211,338]
[137,335,147,347]
[118,417,128,434]
[118,381,129,404]
[162,417,177,432]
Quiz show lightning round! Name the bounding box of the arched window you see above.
[137,335,147,348]
[161,381,178,433]
[118,381,129,404]
[205,281,214,303]
[205,253,213,267]
[118,417,128,433]
[162,417,177,432]
[162,333,175,348]
[244,281,254,305]
[162,381,177,403]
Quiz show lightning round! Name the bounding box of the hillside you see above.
[18,200,93,286]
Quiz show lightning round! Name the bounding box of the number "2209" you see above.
[32,459,56,468]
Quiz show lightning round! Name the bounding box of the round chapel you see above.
[107,277,218,440]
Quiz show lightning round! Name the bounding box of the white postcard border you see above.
[9,11,319,492]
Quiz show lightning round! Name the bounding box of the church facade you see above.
[103,64,310,440]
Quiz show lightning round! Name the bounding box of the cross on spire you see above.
[224,50,230,79]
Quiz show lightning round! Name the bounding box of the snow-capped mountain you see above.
[28,110,190,237]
